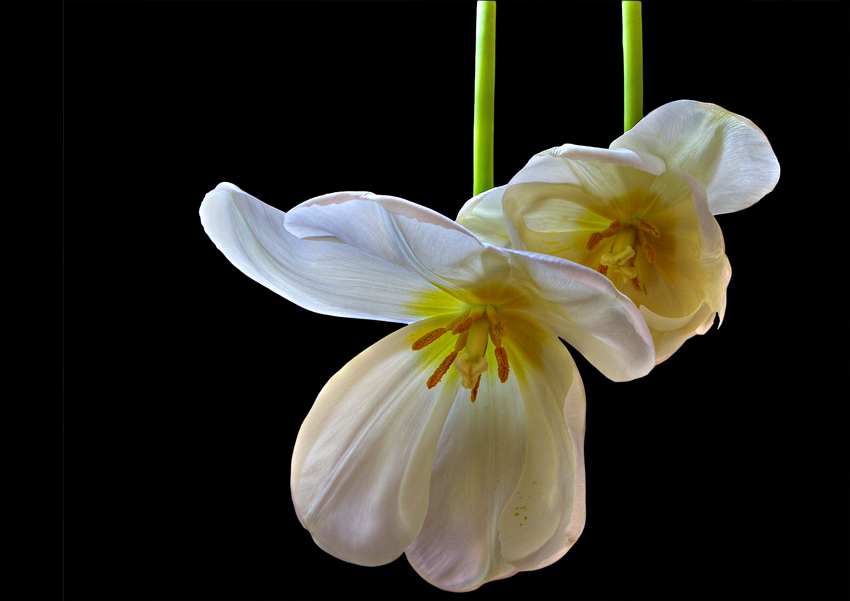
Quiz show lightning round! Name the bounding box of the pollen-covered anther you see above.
[636,230,657,263]
[451,316,473,335]
[586,220,621,251]
[427,351,458,389]
[495,346,510,383]
[470,375,481,403]
[632,218,660,237]
[412,327,447,350]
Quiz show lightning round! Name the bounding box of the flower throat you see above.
[411,304,510,403]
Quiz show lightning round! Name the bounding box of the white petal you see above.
[406,315,585,591]
[290,316,459,566]
[501,249,655,381]
[526,357,586,571]
[200,183,459,323]
[404,368,526,592]
[497,314,585,571]
[611,100,780,214]
[635,170,728,362]
[284,194,510,294]
[456,186,513,248]
[507,145,666,187]
[640,302,716,364]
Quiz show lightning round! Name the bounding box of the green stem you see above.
[622,1,643,132]
[473,1,496,196]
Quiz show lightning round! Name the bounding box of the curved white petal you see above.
[200,183,458,322]
[507,145,666,188]
[611,100,780,215]
[640,302,716,364]
[404,367,526,592]
[406,316,585,591]
[284,194,511,294]
[456,186,513,248]
[290,316,460,566]
[496,314,584,571]
[526,357,586,571]
[501,249,655,381]
[459,147,666,253]
[631,170,730,362]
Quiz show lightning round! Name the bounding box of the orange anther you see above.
[470,375,481,403]
[452,316,473,335]
[495,346,510,383]
[586,220,621,251]
[412,328,447,350]
[633,218,660,237]
[427,351,458,389]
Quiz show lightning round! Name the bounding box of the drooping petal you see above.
[496,312,584,571]
[634,170,728,361]
[404,367,526,592]
[285,194,513,297]
[290,316,460,566]
[611,100,780,214]
[406,315,584,591]
[500,249,655,381]
[200,183,459,322]
[526,356,586,572]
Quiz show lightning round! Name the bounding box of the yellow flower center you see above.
[587,218,660,291]
[411,304,510,403]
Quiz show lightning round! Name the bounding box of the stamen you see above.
[412,328,447,350]
[629,256,641,291]
[452,316,473,335]
[454,332,468,351]
[586,220,621,251]
[636,230,656,263]
[452,306,486,334]
[495,346,510,383]
[470,375,481,403]
[427,351,458,389]
[632,218,660,237]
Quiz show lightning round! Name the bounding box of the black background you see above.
[64,2,849,600]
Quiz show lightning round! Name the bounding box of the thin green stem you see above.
[622,1,643,132]
[473,1,496,197]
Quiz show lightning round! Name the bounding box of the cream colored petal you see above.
[405,362,527,591]
[200,183,458,322]
[290,316,460,566]
[497,313,585,572]
[501,249,655,381]
[285,194,512,296]
[526,356,586,571]
[640,302,716,364]
[406,316,584,591]
[611,100,780,215]
[622,170,726,321]
[507,144,666,186]
[456,186,513,248]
